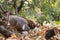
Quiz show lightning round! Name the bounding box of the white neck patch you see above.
[22,25,25,30]
[7,22,10,25]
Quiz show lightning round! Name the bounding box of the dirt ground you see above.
[0,25,60,40]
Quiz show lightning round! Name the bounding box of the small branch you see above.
[17,0,25,13]
[0,5,5,12]
[12,0,25,15]
[13,0,16,9]
[13,0,18,15]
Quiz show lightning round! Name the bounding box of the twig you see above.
[13,0,18,15]
[13,0,25,15]
[0,5,5,12]
[17,0,25,13]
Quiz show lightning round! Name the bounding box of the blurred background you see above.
[0,0,60,26]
